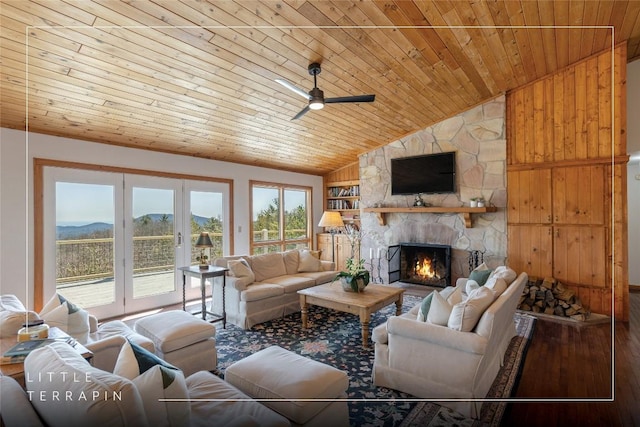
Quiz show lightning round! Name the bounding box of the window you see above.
[250,181,311,254]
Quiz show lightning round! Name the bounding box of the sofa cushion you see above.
[297,250,323,272]
[264,275,315,294]
[240,284,285,302]
[448,286,496,332]
[24,342,148,427]
[250,253,287,282]
[39,294,90,343]
[228,259,255,284]
[465,279,480,296]
[282,249,301,275]
[0,294,40,338]
[0,375,45,427]
[295,270,337,285]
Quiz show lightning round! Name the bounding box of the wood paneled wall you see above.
[323,161,359,184]
[506,43,628,320]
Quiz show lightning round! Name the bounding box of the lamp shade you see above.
[194,232,214,248]
[318,211,344,228]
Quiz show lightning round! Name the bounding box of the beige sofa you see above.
[212,249,337,329]
[371,268,528,419]
[1,336,290,427]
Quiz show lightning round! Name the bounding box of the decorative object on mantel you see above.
[195,232,214,269]
[413,193,429,207]
[469,197,485,208]
[333,257,370,292]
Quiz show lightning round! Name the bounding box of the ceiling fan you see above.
[275,63,375,120]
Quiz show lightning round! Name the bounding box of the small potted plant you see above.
[333,257,370,292]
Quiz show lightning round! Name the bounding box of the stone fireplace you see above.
[389,243,451,287]
[358,95,507,283]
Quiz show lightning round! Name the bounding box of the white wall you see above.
[0,128,324,306]
[628,59,640,286]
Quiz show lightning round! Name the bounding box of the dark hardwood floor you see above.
[502,290,640,426]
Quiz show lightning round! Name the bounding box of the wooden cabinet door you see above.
[552,166,605,225]
[316,233,333,262]
[553,226,606,287]
[507,224,553,279]
[507,168,553,224]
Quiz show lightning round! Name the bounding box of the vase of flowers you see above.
[333,257,370,292]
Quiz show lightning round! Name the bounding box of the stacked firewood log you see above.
[518,277,591,321]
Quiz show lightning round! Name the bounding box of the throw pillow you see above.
[113,339,178,380]
[0,295,40,338]
[468,268,492,286]
[447,286,495,332]
[297,250,323,272]
[484,277,508,297]
[132,365,190,427]
[39,294,89,342]
[465,279,480,296]
[228,258,255,283]
[416,293,434,322]
[426,291,453,326]
[488,266,517,285]
[113,340,189,427]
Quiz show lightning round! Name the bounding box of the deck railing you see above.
[56,229,308,285]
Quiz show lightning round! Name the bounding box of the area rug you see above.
[214,294,536,427]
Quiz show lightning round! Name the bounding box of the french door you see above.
[43,167,229,319]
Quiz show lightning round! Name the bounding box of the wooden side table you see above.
[0,327,92,388]
[178,265,228,328]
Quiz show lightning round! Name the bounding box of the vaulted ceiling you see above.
[2,1,639,175]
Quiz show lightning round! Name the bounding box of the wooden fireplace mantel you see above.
[362,206,498,228]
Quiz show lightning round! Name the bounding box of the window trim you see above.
[249,180,313,254]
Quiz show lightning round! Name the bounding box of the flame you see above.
[416,258,436,279]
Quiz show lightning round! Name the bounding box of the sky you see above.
[56,182,305,226]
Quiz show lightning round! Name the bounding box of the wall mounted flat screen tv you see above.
[391,152,456,195]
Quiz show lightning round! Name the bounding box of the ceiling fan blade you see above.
[291,105,310,120]
[325,94,375,104]
[275,79,311,100]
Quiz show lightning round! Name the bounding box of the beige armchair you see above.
[372,271,527,419]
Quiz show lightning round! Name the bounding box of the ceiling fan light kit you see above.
[275,62,375,120]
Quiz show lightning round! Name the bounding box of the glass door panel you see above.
[55,182,116,307]
[44,168,125,319]
[125,176,183,312]
[183,181,230,300]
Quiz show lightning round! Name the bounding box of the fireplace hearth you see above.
[388,243,451,287]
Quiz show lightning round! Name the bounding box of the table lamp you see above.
[195,232,214,269]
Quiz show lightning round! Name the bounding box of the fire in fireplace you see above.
[388,243,451,287]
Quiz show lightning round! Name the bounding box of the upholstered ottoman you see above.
[134,310,217,376]
[225,345,350,427]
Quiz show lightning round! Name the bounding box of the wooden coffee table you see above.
[298,283,404,348]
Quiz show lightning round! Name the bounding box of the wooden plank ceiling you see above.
[1,1,639,175]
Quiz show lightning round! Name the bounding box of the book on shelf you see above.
[1,337,74,365]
